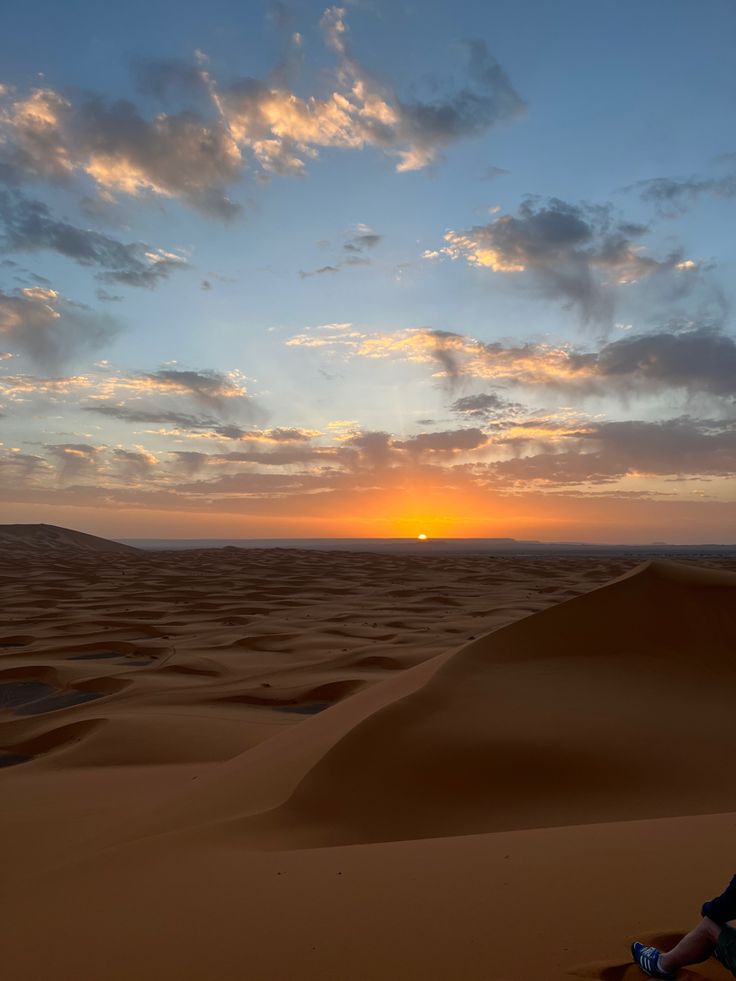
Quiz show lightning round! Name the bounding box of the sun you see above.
[417,533,428,540]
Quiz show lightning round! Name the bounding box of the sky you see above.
[0,0,734,542]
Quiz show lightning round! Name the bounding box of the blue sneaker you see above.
[631,942,676,979]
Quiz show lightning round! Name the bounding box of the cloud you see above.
[286,322,736,399]
[343,426,490,465]
[83,402,240,436]
[0,189,188,287]
[318,8,526,170]
[172,469,341,497]
[83,400,306,440]
[68,96,244,219]
[45,442,101,481]
[267,427,313,442]
[0,286,119,369]
[173,425,492,480]
[631,171,736,216]
[0,407,733,513]
[0,450,48,481]
[300,224,383,275]
[301,224,383,275]
[450,391,523,419]
[0,87,75,186]
[0,371,95,398]
[0,9,523,211]
[479,165,509,181]
[595,326,736,397]
[136,368,250,412]
[211,445,333,465]
[385,38,526,172]
[392,428,488,454]
[427,197,694,325]
[170,450,209,476]
[0,366,269,430]
[286,323,597,387]
[344,225,382,252]
[0,86,241,217]
[342,430,394,469]
[487,417,736,485]
[112,446,159,479]
[299,264,340,279]
[132,57,211,103]
[73,368,269,429]
[148,414,736,494]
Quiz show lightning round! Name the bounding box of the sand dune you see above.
[0,522,137,553]
[1,529,735,980]
[237,560,736,846]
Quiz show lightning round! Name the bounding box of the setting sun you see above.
[417,533,428,540]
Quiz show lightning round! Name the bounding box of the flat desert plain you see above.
[1,524,736,981]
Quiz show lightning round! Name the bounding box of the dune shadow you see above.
[0,667,127,718]
[68,651,122,661]
[0,752,33,768]
[0,718,103,768]
[0,636,35,648]
[216,679,365,715]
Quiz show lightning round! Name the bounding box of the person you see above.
[632,874,736,978]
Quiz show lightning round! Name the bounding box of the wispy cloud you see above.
[0,286,118,369]
[450,391,523,420]
[300,223,383,277]
[285,322,736,399]
[629,168,736,216]
[135,368,250,411]
[44,442,101,481]
[299,264,340,279]
[112,446,159,480]
[0,189,188,287]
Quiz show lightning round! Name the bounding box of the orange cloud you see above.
[0,9,524,210]
[285,324,597,387]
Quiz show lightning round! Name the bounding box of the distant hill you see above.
[0,524,138,554]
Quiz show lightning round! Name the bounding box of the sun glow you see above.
[417,533,428,540]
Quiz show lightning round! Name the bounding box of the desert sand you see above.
[1,524,736,980]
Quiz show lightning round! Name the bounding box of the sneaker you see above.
[631,942,676,979]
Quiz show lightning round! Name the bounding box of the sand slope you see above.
[2,533,736,980]
[0,522,137,553]
[233,560,736,846]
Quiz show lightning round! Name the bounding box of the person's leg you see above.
[658,917,721,972]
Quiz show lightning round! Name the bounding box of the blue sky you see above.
[0,0,734,540]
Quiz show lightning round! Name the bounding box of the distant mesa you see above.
[0,524,137,554]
